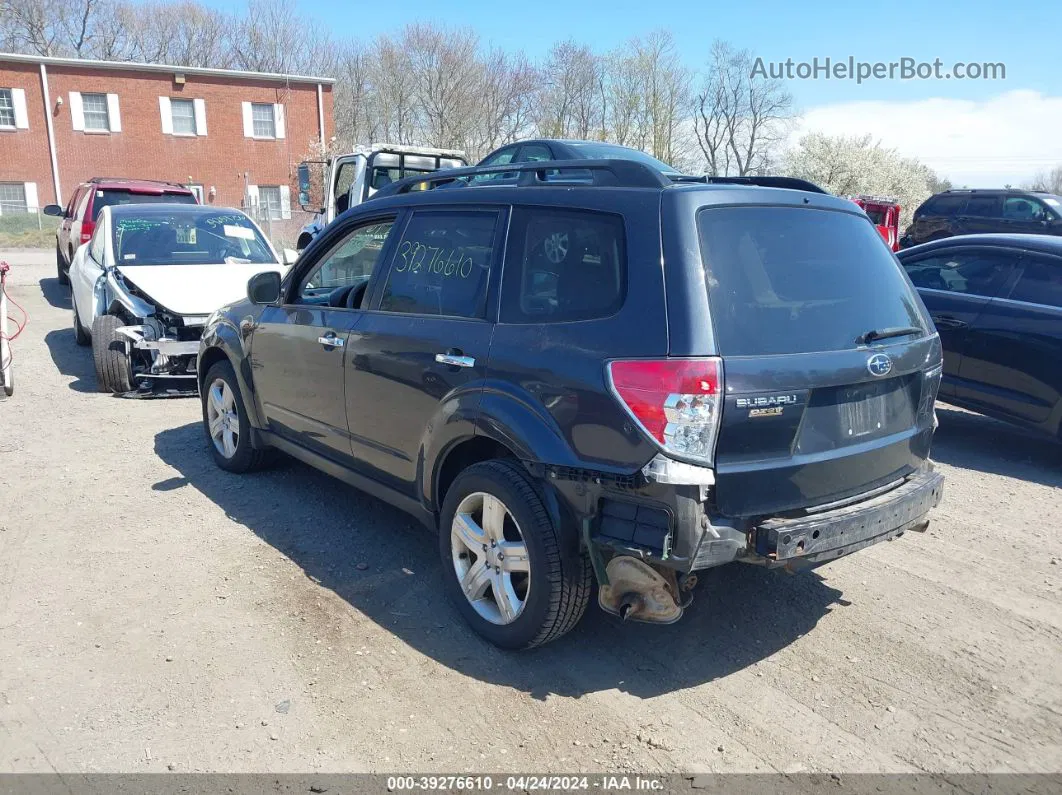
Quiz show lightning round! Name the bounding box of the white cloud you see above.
[792,90,1062,187]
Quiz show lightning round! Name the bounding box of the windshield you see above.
[565,142,681,174]
[111,210,276,266]
[92,190,196,220]
[698,206,929,356]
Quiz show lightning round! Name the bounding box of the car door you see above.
[248,214,399,460]
[62,188,87,257]
[900,246,1018,395]
[343,206,505,495]
[71,213,108,326]
[955,194,1003,235]
[956,252,1062,426]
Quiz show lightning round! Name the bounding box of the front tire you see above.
[439,460,591,649]
[91,314,134,394]
[56,245,69,285]
[201,359,270,473]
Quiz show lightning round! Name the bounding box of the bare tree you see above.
[474,48,537,158]
[694,41,795,176]
[1028,165,1062,195]
[401,23,481,151]
[537,40,602,139]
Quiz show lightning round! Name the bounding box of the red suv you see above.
[44,178,198,284]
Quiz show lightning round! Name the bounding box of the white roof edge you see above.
[0,52,334,85]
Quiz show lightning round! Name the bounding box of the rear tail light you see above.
[80,220,95,244]
[607,357,724,467]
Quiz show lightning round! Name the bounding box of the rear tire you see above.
[56,245,69,286]
[201,359,270,473]
[91,314,134,394]
[439,459,591,649]
[71,294,91,346]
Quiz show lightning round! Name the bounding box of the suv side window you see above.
[501,207,626,323]
[377,210,499,319]
[298,219,395,301]
[903,250,1016,296]
[76,188,92,221]
[963,195,1002,218]
[1003,196,1048,221]
[919,194,966,217]
[1007,256,1062,308]
[89,222,106,263]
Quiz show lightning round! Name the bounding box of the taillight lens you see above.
[80,220,95,244]
[607,357,724,466]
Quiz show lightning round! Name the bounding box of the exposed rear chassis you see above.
[551,464,944,575]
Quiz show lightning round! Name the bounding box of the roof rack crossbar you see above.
[374,158,672,197]
[87,177,189,189]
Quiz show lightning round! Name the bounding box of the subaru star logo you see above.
[867,353,893,377]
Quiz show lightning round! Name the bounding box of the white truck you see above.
[295,143,467,249]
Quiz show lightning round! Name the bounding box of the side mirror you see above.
[43,204,64,218]
[247,271,282,304]
[297,162,324,213]
[282,248,299,266]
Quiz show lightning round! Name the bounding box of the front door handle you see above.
[435,352,475,368]
[318,332,345,348]
[932,314,968,330]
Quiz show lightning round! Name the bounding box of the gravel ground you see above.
[0,249,1060,775]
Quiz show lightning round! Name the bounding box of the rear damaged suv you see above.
[197,160,944,648]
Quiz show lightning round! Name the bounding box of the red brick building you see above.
[0,53,334,220]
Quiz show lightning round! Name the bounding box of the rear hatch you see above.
[694,202,941,518]
[92,188,197,220]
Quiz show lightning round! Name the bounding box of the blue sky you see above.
[197,0,1061,183]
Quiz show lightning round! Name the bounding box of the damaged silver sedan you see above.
[68,203,294,396]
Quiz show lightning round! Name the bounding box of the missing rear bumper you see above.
[758,468,944,565]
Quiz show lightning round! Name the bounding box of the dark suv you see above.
[197,160,945,649]
[901,189,1062,248]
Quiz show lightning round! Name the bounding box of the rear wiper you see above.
[857,326,924,344]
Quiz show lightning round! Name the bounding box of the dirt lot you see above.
[1,249,1060,775]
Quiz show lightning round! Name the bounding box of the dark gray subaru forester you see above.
[197,160,944,649]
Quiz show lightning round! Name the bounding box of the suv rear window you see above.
[91,189,196,220]
[698,206,928,356]
[500,207,626,323]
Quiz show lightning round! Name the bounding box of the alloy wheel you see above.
[451,491,531,625]
[207,378,240,459]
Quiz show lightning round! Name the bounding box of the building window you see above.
[170,98,197,135]
[258,185,282,219]
[0,183,28,214]
[251,103,276,138]
[82,92,110,131]
[0,89,14,128]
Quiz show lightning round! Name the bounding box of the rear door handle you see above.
[435,352,475,368]
[318,332,345,348]
[932,314,968,330]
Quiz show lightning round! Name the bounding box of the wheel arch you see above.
[198,322,267,429]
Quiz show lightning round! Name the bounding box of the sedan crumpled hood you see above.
[115,262,287,316]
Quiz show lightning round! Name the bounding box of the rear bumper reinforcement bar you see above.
[758,468,944,564]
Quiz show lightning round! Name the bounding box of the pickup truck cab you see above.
[295,144,466,249]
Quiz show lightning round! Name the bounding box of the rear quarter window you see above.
[500,207,626,323]
[698,205,928,356]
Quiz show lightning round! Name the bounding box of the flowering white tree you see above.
[783,133,942,227]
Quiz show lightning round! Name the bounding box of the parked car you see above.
[295,144,467,249]
[44,178,198,285]
[475,139,682,180]
[69,203,294,395]
[900,189,1062,248]
[897,234,1062,438]
[197,159,944,649]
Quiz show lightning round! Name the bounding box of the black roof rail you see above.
[373,158,672,198]
[697,175,829,194]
